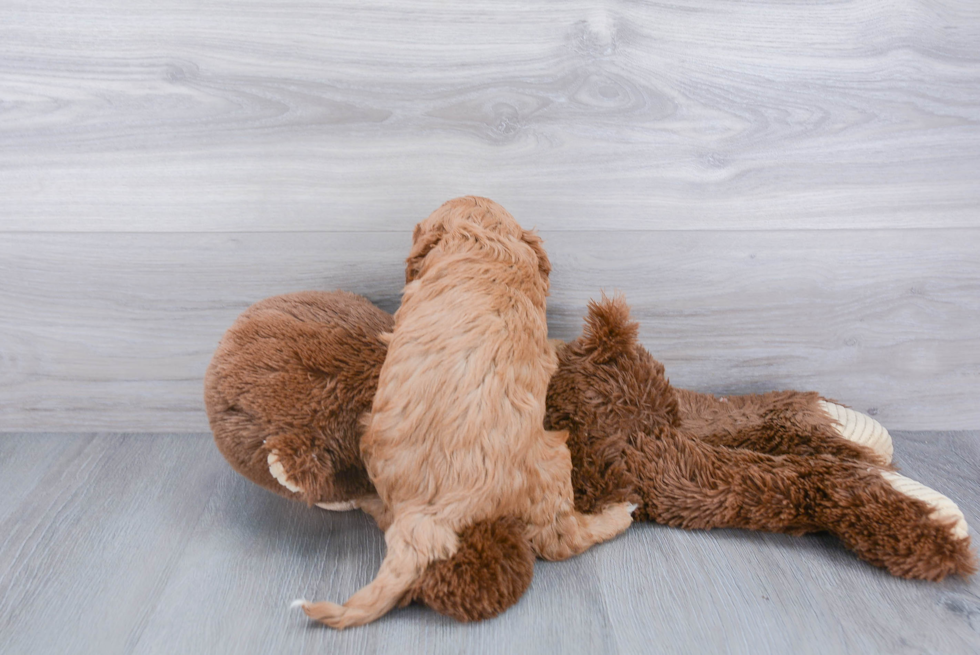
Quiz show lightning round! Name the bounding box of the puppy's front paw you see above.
[880,471,969,540]
[818,401,893,465]
[268,450,302,494]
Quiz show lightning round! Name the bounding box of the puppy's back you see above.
[364,221,553,513]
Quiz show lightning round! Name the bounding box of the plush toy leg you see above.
[262,431,376,506]
[267,450,303,494]
[674,389,892,466]
[879,471,969,539]
[631,431,976,580]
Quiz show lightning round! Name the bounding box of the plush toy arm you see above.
[674,388,893,466]
[630,430,975,581]
[261,431,374,506]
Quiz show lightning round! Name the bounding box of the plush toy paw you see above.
[818,401,893,465]
[880,471,970,540]
[268,450,302,493]
[267,446,358,510]
[315,500,359,512]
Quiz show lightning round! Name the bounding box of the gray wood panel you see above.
[2,230,978,432]
[0,431,977,655]
[1,0,979,232]
[2,0,979,432]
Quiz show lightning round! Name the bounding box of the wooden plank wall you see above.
[2,0,979,431]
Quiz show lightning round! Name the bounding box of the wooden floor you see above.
[1,431,977,654]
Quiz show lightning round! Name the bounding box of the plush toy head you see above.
[205,291,391,506]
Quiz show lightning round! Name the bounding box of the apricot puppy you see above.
[297,197,634,628]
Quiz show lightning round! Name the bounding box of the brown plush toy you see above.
[205,290,976,623]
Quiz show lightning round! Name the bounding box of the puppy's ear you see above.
[405,223,445,283]
[521,230,552,286]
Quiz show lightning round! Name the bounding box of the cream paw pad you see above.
[880,471,970,540]
[267,450,301,493]
[818,401,893,465]
[267,450,358,511]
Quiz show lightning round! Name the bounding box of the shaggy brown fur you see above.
[297,197,632,629]
[549,297,976,581]
[205,291,976,623]
[404,517,535,622]
[675,389,885,464]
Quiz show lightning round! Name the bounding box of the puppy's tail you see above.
[298,515,458,629]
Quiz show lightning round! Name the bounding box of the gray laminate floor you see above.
[0,432,978,655]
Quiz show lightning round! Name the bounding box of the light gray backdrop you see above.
[2,0,979,431]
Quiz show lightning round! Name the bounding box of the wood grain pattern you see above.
[2,230,978,432]
[1,1,979,231]
[0,431,977,654]
[1,0,979,432]
[0,434,220,654]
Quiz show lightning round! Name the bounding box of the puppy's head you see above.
[405,196,551,287]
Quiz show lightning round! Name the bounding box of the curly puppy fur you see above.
[299,197,633,629]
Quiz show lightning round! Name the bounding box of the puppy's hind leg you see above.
[355,495,394,531]
[298,514,459,629]
[529,503,635,562]
[525,431,634,561]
